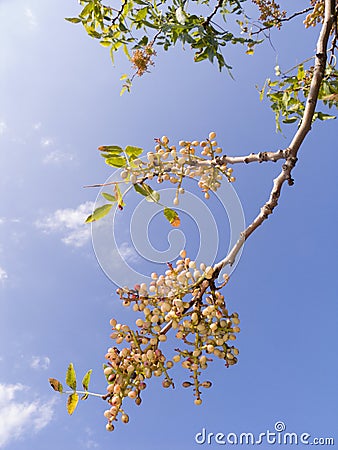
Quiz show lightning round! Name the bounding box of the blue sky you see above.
[0,0,337,449]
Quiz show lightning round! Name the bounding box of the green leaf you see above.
[163,208,180,227]
[82,369,92,391]
[101,192,116,202]
[317,112,336,120]
[297,64,305,81]
[146,190,160,202]
[114,184,126,209]
[134,183,149,196]
[125,145,143,161]
[80,3,94,18]
[123,44,131,59]
[100,40,112,47]
[105,156,127,168]
[66,363,77,390]
[134,183,160,202]
[48,378,64,393]
[65,17,82,24]
[282,116,298,124]
[134,7,148,22]
[85,204,113,223]
[67,393,79,415]
[98,145,123,154]
[125,145,143,159]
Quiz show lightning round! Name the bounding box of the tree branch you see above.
[251,7,314,35]
[215,0,336,273]
[215,149,287,165]
[203,0,225,28]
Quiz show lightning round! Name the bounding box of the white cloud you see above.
[43,150,74,165]
[24,8,38,29]
[30,356,50,370]
[35,201,95,248]
[40,137,53,147]
[0,383,55,448]
[81,427,99,449]
[118,242,140,264]
[0,268,8,284]
[0,122,7,136]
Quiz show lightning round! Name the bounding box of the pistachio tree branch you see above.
[251,7,314,35]
[203,0,225,27]
[215,0,336,273]
[162,0,335,338]
[215,149,287,165]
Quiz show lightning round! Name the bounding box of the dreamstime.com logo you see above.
[194,421,335,446]
[91,162,245,287]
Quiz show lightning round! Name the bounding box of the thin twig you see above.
[203,0,224,28]
[251,7,314,35]
[111,0,128,25]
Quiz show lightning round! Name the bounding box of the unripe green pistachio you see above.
[135,318,144,327]
[128,390,137,399]
[181,360,191,369]
[104,409,112,419]
[107,384,115,394]
[204,266,214,279]
[104,367,113,377]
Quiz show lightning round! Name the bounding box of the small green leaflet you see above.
[123,44,131,59]
[134,183,160,202]
[105,156,127,168]
[66,363,77,390]
[282,116,298,124]
[134,7,148,22]
[114,184,125,209]
[48,378,64,393]
[98,145,123,154]
[297,64,305,81]
[65,17,81,23]
[125,145,143,160]
[100,40,111,47]
[101,192,116,202]
[85,204,113,223]
[316,112,336,120]
[163,208,180,227]
[67,393,79,415]
[82,369,93,391]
